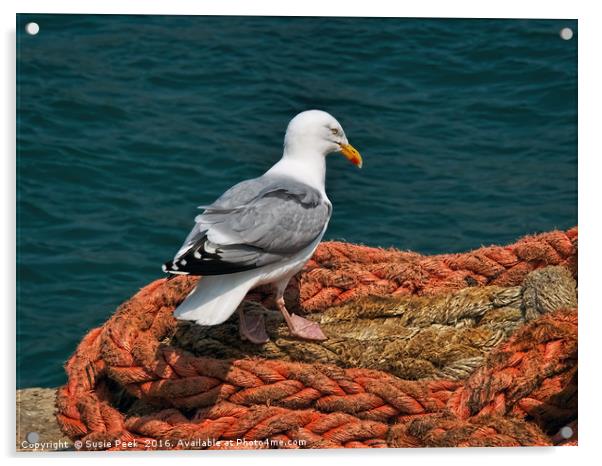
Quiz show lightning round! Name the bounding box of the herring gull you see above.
[162,110,363,343]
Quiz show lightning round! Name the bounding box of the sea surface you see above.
[16,15,577,388]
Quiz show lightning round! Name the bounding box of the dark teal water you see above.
[16,15,577,388]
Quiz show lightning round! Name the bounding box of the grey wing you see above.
[163,176,332,276]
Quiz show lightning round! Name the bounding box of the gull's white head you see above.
[283,110,363,168]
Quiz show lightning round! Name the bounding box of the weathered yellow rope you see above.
[172,266,576,380]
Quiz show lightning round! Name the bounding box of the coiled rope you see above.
[174,266,576,381]
[56,227,577,449]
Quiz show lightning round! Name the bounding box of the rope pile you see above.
[252,226,577,312]
[55,228,578,449]
[174,266,576,381]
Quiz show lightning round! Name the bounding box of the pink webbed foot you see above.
[276,297,327,341]
[238,308,269,344]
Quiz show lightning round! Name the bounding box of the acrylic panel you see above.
[16,14,577,451]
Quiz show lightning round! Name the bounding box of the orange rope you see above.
[55,228,577,449]
[251,227,577,311]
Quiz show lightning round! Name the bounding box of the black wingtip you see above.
[163,260,190,280]
[161,261,176,281]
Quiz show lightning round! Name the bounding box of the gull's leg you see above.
[238,307,269,344]
[275,288,327,341]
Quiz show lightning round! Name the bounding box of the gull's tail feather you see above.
[173,272,257,326]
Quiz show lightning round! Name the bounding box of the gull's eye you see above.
[330,128,339,135]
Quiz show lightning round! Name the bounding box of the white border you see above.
[3,1,601,465]
[2,0,585,18]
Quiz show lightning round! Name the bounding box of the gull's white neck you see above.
[265,149,327,195]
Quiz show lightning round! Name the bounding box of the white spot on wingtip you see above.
[181,259,187,266]
[194,251,202,259]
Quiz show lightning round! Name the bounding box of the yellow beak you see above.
[339,143,363,168]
